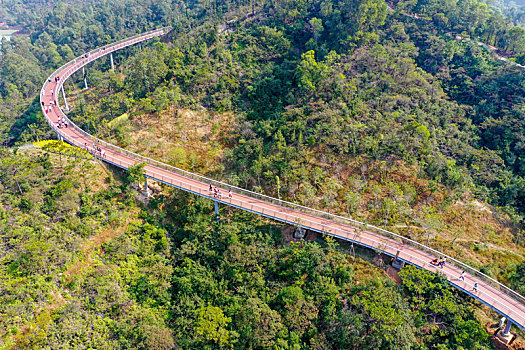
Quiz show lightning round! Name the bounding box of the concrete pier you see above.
[497,320,513,344]
[82,67,88,89]
[144,176,150,197]
[110,52,115,71]
[61,85,69,111]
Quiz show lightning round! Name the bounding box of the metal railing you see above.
[40,27,169,109]
[39,29,525,330]
[67,146,525,328]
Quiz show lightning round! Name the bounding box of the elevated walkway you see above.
[40,28,525,333]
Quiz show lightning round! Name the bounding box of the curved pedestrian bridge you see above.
[39,28,525,334]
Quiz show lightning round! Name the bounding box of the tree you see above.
[296,50,339,97]
[399,265,459,321]
[510,261,525,295]
[235,297,285,349]
[349,279,416,349]
[125,46,168,97]
[126,162,147,187]
[309,17,324,49]
[194,306,236,347]
[274,285,318,339]
[504,26,525,53]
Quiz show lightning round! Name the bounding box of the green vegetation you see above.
[2,0,524,220]
[60,0,525,280]
[0,148,493,349]
[2,0,525,348]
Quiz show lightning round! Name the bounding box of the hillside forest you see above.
[1,0,525,349]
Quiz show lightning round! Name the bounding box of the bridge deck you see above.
[40,29,525,331]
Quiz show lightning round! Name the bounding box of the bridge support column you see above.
[391,258,405,270]
[214,200,219,222]
[144,176,150,197]
[139,43,142,51]
[294,226,306,239]
[392,250,405,270]
[503,320,512,335]
[82,67,88,89]
[61,85,69,111]
[498,317,506,329]
[110,53,115,71]
[497,320,514,344]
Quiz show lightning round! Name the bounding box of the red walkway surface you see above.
[39,29,525,331]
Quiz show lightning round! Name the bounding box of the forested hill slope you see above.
[62,0,525,322]
[2,0,525,348]
[0,146,496,349]
[64,0,524,225]
[62,0,525,300]
[3,0,524,218]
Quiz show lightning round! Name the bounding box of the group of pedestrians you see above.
[82,53,90,64]
[431,256,447,269]
[43,98,56,115]
[209,184,232,200]
[84,142,106,158]
[43,101,52,115]
[42,77,59,116]
[431,259,480,293]
[56,116,68,129]
[47,75,60,84]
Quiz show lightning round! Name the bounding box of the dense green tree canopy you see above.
[1,0,525,348]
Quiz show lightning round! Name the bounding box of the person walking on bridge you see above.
[459,271,465,281]
[439,257,447,269]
